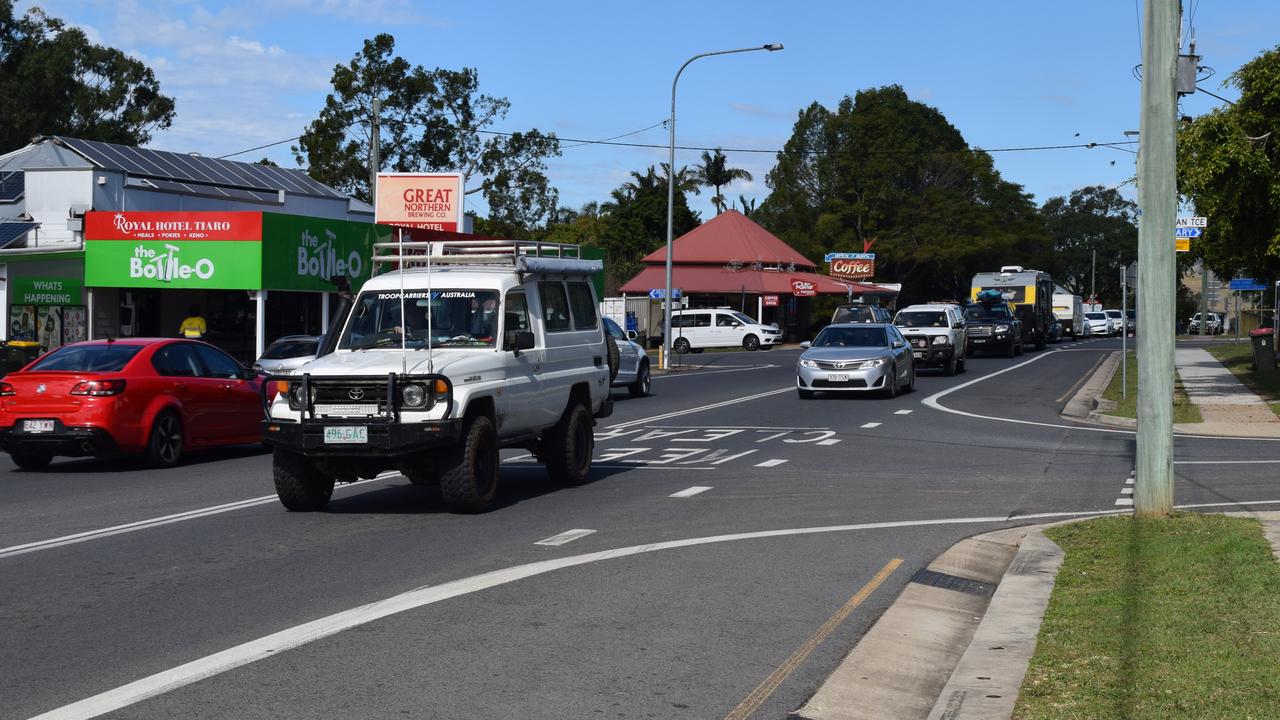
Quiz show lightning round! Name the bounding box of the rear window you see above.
[261,338,318,360]
[29,344,143,372]
[833,306,874,323]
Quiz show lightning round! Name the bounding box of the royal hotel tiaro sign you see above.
[374,173,465,231]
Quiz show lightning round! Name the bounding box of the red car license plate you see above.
[23,419,54,433]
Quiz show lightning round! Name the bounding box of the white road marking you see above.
[860,422,881,429]
[534,529,596,546]
[33,508,1135,720]
[670,486,712,498]
[654,364,779,380]
[817,439,841,446]
[1121,488,1134,495]
[894,410,913,415]
[1125,478,1134,485]
[1174,459,1280,465]
[639,425,829,431]
[1115,498,1134,506]
[606,387,793,430]
[755,459,788,468]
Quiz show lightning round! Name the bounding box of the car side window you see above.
[602,318,625,340]
[716,314,738,327]
[151,343,202,378]
[538,282,571,332]
[504,292,531,333]
[566,282,597,330]
[694,313,711,328]
[194,344,244,379]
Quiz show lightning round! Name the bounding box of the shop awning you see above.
[618,264,886,296]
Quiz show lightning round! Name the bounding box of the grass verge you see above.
[1014,513,1280,719]
[1206,341,1280,420]
[1101,351,1202,423]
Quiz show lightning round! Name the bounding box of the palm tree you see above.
[694,149,753,215]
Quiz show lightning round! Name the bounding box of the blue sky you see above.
[19,0,1280,220]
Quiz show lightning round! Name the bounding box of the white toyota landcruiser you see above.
[262,239,615,513]
[892,303,967,376]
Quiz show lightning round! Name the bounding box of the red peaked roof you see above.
[639,210,815,269]
[618,264,886,296]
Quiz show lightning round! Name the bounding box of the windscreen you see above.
[813,326,887,347]
[28,344,143,372]
[730,311,756,326]
[832,306,874,323]
[964,304,1013,321]
[895,311,947,328]
[261,338,318,360]
[1086,312,1106,320]
[339,290,500,350]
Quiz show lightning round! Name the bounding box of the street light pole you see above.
[663,43,783,370]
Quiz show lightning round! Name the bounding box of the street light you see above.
[662,43,783,370]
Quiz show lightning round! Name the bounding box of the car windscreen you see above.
[964,305,1012,321]
[895,311,946,328]
[730,311,756,325]
[339,290,500,350]
[28,344,143,372]
[812,326,887,347]
[261,338,318,360]
[832,306,874,323]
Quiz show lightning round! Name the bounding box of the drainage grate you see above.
[910,568,995,597]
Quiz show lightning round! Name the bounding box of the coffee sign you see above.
[790,278,817,297]
[825,252,876,281]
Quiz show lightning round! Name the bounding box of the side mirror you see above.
[892,340,905,349]
[953,322,964,329]
[505,330,535,355]
[626,330,638,340]
[799,341,811,349]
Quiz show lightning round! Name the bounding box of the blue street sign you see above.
[824,252,876,262]
[1175,227,1202,238]
[649,288,682,300]
[1228,278,1267,291]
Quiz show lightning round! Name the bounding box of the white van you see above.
[669,309,781,352]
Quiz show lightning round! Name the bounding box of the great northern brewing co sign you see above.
[790,278,817,297]
[375,173,464,231]
[824,252,876,281]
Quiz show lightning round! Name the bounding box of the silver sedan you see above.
[796,323,915,399]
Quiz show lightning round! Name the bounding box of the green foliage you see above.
[0,1,174,150]
[693,149,753,215]
[293,34,561,233]
[1178,44,1280,282]
[1039,186,1138,304]
[756,87,1049,304]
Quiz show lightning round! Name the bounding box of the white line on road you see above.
[605,387,793,431]
[1125,478,1134,485]
[1121,488,1134,495]
[654,364,779,380]
[860,422,881,429]
[755,459,788,468]
[1174,459,1280,465]
[534,529,596,546]
[1115,498,1134,506]
[817,439,841,446]
[894,410,913,415]
[669,486,712,498]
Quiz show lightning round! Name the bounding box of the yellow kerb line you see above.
[722,558,904,720]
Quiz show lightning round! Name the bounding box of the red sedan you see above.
[0,338,264,469]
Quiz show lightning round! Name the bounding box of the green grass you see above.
[1206,341,1280,420]
[1015,514,1280,719]
[1101,351,1202,423]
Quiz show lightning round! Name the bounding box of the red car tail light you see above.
[0,382,13,396]
[69,379,127,397]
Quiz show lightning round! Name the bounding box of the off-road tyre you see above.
[147,411,184,468]
[10,450,52,470]
[605,336,620,382]
[629,361,651,398]
[743,334,760,351]
[440,415,499,513]
[273,448,335,511]
[673,337,691,354]
[544,402,593,486]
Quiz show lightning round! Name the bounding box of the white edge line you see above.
[30,508,1128,720]
[1174,459,1280,465]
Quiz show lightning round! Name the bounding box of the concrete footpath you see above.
[796,511,1280,720]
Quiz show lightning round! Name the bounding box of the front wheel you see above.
[147,411,184,468]
[544,403,594,486]
[273,448,335,511]
[743,334,760,351]
[10,450,53,470]
[944,352,957,376]
[884,366,898,398]
[629,362,651,398]
[440,415,499,513]
[673,337,691,354]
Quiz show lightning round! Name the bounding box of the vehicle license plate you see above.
[913,351,925,359]
[323,426,368,444]
[315,404,378,417]
[23,419,54,433]
[973,338,987,344]
[828,373,849,382]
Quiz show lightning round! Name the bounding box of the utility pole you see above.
[1135,0,1179,517]
[1200,261,1210,336]
[370,97,382,199]
[1122,265,1128,399]
[1090,250,1096,306]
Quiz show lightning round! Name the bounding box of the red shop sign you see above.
[762,295,780,307]
[790,278,816,297]
[85,211,263,242]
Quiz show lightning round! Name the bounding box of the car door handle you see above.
[174,382,187,391]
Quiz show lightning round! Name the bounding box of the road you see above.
[3,337,1278,720]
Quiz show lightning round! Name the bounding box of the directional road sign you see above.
[1228,278,1267,291]
[649,288,682,300]
[1175,227,1202,238]
[1176,216,1207,228]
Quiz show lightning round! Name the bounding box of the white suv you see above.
[669,309,781,352]
[263,240,614,514]
[893,303,967,375]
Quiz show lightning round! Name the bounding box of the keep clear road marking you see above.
[860,422,881,429]
[670,486,712,498]
[534,529,596,547]
[755,459,788,468]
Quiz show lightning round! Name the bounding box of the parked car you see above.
[796,323,914,399]
[254,335,320,376]
[669,308,781,352]
[0,339,263,469]
[893,303,967,375]
[603,317,650,398]
[1125,309,1136,336]
[1083,311,1110,337]
[831,304,893,324]
[1188,312,1222,335]
[1104,309,1124,336]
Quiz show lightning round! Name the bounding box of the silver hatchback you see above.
[796,323,915,398]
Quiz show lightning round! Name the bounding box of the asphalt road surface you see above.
[3,337,1278,720]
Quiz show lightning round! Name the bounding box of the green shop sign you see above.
[260,213,391,292]
[11,277,83,305]
[85,240,261,289]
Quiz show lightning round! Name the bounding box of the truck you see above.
[970,266,1056,351]
[1051,288,1085,338]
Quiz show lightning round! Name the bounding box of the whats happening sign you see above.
[85,212,262,289]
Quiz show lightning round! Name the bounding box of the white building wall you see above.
[24,169,93,246]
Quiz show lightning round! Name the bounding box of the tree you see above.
[1039,186,1138,305]
[694,149,753,214]
[293,35,561,233]
[1178,45,1280,282]
[0,1,174,150]
[757,86,1049,304]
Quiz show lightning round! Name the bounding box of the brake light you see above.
[0,382,13,397]
[70,379,127,397]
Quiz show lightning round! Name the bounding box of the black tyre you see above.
[906,365,916,393]
[440,415,499,513]
[743,334,760,351]
[10,450,52,470]
[405,459,439,486]
[273,448,334,511]
[147,411,184,468]
[798,388,814,399]
[944,352,957,376]
[629,361,651,398]
[1035,332,1047,351]
[673,337,691,354]
[605,336,620,382]
[884,366,898,398]
[1006,339,1017,358]
[545,402,593,486]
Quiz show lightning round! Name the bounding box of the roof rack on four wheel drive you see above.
[371,239,601,275]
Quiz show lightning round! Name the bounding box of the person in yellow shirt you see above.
[178,305,207,339]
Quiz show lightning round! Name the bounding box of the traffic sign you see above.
[649,288,682,300]
[1176,238,1190,252]
[1228,278,1267,291]
[1176,216,1207,228]
[1175,227,1202,238]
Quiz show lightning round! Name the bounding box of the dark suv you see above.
[963,300,1023,357]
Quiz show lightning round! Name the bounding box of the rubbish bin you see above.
[0,341,42,376]
[1249,328,1276,371]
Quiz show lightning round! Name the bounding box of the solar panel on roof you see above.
[0,222,36,248]
[0,172,23,201]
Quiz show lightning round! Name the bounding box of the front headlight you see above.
[799,358,818,369]
[287,382,315,410]
[932,336,949,345]
[401,383,427,408]
[994,326,1009,334]
[859,357,889,369]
